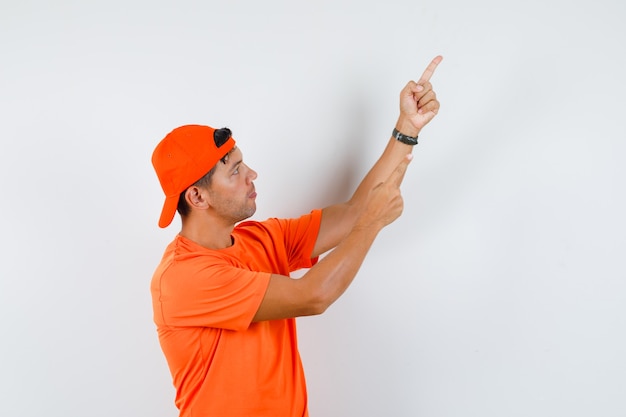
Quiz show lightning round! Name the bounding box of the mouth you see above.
[248,187,257,199]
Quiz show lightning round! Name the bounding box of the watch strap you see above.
[392,128,418,146]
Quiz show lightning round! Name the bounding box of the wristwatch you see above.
[392,128,418,146]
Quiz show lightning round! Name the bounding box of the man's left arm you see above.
[312,55,443,257]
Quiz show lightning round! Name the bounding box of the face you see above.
[206,147,258,224]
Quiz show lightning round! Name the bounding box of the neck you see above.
[180,216,235,250]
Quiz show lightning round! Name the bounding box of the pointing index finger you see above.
[418,55,443,83]
[388,154,413,186]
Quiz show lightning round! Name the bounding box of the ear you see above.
[184,186,211,210]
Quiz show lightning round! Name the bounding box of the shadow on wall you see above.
[297,86,374,213]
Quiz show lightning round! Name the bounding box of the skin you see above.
[180,55,443,322]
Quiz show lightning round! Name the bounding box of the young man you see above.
[151,56,442,417]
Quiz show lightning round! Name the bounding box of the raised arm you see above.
[253,154,413,322]
[252,56,443,322]
[312,55,443,257]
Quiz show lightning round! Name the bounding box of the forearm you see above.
[349,122,416,210]
[253,155,411,322]
[350,55,442,212]
[301,152,410,313]
[312,136,413,257]
[312,120,417,257]
[301,222,382,314]
[312,55,442,256]
[253,222,381,321]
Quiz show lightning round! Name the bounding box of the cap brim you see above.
[158,194,179,228]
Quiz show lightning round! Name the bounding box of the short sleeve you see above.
[277,209,322,271]
[155,256,271,331]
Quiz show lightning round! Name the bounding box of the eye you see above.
[233,166,240,175]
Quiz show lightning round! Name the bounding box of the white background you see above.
[1,1,625,416]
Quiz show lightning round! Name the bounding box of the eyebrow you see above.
[230,159,243,172]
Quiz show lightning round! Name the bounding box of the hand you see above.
[396,55,443,137]
[357,154,413,229]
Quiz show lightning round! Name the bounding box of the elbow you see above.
[306,301,328,317]
[297,271,343,317]
[303,287,334,316]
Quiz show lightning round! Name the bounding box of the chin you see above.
[236,207,256,223]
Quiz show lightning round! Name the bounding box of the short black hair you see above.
[176,127,233,217]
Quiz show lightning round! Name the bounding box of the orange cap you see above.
[151,124,236,228]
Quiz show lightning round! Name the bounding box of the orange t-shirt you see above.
[151,210,321,417]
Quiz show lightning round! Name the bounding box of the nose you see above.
[246,165,258,183]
